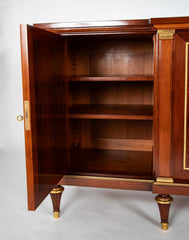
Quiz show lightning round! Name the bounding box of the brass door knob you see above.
[17,115,24,121]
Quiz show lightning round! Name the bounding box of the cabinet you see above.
[19,17,189,230]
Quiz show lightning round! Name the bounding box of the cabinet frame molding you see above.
[183,42,189,170]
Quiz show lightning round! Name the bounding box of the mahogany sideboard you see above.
[18,16,189,230]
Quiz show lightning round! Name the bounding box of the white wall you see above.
[1,0,189,150]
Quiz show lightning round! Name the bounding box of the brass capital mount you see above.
[155,195,173,205]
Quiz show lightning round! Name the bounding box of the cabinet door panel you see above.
[20,25,68,210]
[172,30,189,180]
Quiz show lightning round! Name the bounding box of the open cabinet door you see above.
[20,25,68,210]
[172,30,189,181]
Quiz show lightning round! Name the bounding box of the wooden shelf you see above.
[69,104,153,120]
[68,75,154,82]
[71,149,153,179]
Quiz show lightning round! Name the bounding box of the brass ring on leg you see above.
[155,195,173,205]
[50,186,64,194]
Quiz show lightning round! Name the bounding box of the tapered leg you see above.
[155,194,173,230]
[50,185,64,218]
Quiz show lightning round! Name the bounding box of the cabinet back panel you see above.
[69,38,153,76]
[90,52,152,75]
[69,149,153,179]
[69,82,153,106]
[91,120,152,139]
[69,119,153,152]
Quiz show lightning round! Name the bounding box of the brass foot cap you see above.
[53,211,60,219]
[161,223,168,230]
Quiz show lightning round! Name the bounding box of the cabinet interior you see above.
[35,33,154,180]
[67,35,153,76]
[67,35,154,179]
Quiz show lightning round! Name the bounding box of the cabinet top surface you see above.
[31,16,189,35]
[33,16,189,29]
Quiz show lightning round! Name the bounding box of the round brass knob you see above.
[17,115,24,121]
